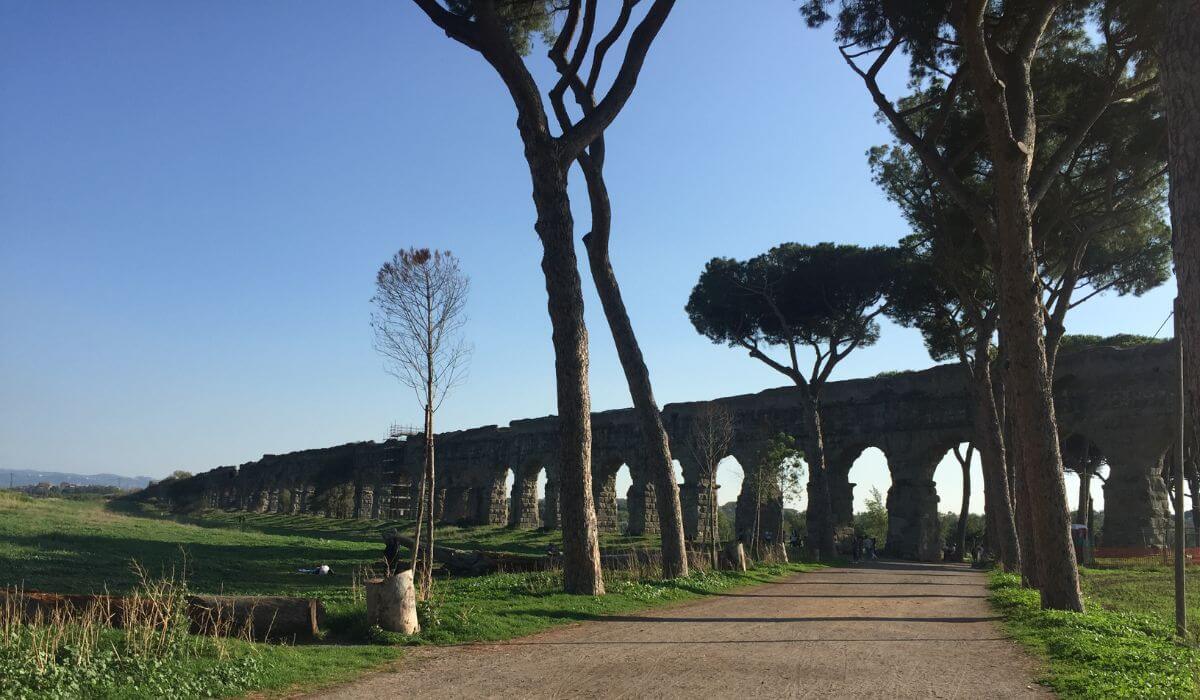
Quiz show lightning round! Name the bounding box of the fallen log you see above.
[387,533,550,576]
[0,590,324,640]
[187,594,324,640]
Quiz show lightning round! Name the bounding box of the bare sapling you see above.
[686,403,734,566]
[372,248,470,601]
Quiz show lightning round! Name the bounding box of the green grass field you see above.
[0,492,822,698]
[990,561,1200,699]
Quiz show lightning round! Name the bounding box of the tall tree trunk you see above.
[1075,466,1091,527]
[800,397,837,558]
[971,359,1021,572]
[1162,0,1200,489]
[1004,353,1039,587]
[579,164,687,579]
[994,172,1082,610]
[959,3,1082,611]
[531,164,604,595]
[956,446,971,560]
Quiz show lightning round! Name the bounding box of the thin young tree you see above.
[685,402,735,565]
[372,248,470,599]
[410,0,677,594]
[951,443,975,562]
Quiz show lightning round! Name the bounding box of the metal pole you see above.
[1175,296,1187,638]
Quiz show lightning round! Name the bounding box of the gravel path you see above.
[308,560,1050,699]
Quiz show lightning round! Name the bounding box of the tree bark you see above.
[993,169,1082,610]
[579,160,687,579]
[1075,465,1091,527]
[955,446,971,560]
[958,3,1083,611]
[1162,0,1200,487]
[365,571,419,635]
[971,360,1021,572]
[531,161,604,595]
[800,397,837,558]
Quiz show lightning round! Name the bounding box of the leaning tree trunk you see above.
[800,396,837,558]
[579,163,687,579]
[1162,0,1200,480]
[531,163,604,595]
[971,360,1020,572]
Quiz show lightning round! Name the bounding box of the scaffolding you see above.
[387,423,420,440]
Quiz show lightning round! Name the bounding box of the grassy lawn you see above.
[989,562,1199,699]
[0,491,822,698]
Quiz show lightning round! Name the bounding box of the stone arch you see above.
[1072,426,1172,548]
[877,432,965,562]
[728,442,785,546]
[1059,432,1106,530]
[823,440,884,529]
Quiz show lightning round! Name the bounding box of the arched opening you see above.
[614,463,633,534]
[844,447,891,556]
[1061,434,1107,545]
[714,455,742,541]
[536,468,548,525]
[931,443,985,561]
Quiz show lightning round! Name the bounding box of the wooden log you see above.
[1,590,324,640]
[365,571,419,634]
[187,594,324,640]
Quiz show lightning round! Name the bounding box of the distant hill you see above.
[0,469,155,490]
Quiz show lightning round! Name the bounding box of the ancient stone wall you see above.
[137,343,1179,560]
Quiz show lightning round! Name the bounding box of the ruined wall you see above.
[138,343,1179,559]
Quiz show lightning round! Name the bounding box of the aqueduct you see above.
[142,342,1179,560]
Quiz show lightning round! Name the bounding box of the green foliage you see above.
[1058,333,1168,354]
[760,433,806,508]
[445,0,558,55]
[686,242,897,379]
[853,487,888,543]
[990,572,1197,698]
[938,511,984,547]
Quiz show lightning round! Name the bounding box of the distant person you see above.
[297,564,332,575]
[867,536,878,560]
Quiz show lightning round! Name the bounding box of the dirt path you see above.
[309,560,1049,699]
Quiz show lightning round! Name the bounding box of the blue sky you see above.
[0,1,1175,513]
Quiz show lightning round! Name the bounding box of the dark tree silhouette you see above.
[686,242,897,558]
